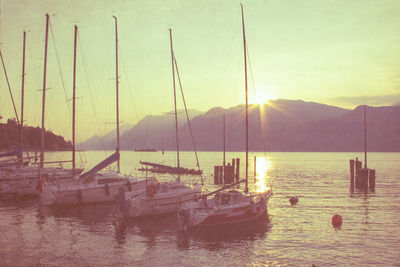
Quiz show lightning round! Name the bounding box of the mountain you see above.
[79,100,400,152]
[0,119,72,151]
[79,123,133,150]
[176,99,351,151]
[79,109,203,150]
[282,105,400,152]
[119,109,203,150]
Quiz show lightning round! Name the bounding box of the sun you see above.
[249,85,277,105]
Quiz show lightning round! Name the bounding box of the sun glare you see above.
[254,157,272,193]
[250,84,277,105]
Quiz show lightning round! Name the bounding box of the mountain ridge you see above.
[79,99,400,152]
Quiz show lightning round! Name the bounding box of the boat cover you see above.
[0,148,22,159]
[79,151,119,180]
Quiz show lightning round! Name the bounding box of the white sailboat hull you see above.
[120,182,202,217]
[0,167,80,196]
[40,175,153,206]
[178,190,272,229]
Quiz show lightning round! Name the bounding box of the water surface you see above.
[1,151,399,266]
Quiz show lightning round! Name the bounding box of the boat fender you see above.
[36,179,43,192]
[77,189,82,203]
[127,180,132,192]
[105,183,110,196]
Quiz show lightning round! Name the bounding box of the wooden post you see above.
[224,163,234,184]
[235,158,240,183]
[349,159,355,190]
[355,158,362,188]
[358,168,368,191]
[219,166,223,184]
[223,164,227,184]
[254,156,256,181]
[369,169,376,192]
[214,166,219,185]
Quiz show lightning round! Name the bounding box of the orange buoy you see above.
[332,213,342,227]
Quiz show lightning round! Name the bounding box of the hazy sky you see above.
[1,0,400,141]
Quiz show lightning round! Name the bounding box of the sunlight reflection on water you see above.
[254,156,272,193]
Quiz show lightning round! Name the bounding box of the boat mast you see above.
[113,16,120,173]
[72,25,77,173]
[169,28,181,182]
[364,105,367,169]
[241,4,249,193]
[21,31,26,150]
[40,13,50,169]
[223,113,226,167]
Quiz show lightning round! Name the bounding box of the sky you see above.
[1,0,400,142]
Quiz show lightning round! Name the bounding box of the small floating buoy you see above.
[332,213,342,227]
[289,196,299,205]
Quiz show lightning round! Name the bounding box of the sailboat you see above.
[40,18,151,206]
[118,29,202,218]
[177,4,272,230]
[0,24,82,196]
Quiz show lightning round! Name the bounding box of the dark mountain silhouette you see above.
[79,123,133,150]
[80,110,203,150]
[79,99,400,152]
[0,119,72,151]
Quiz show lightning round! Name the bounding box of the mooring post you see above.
[223,164,228,184]
[369,169,376,192]
[358,168,368,191]
[214,166,219,185]
[224,163,234,184]
[254,156,256,181]
[219,166,223,184]
[235,158,240,183]
[350,159,355,190]
[232,158,236,179]
[355,158,362,188]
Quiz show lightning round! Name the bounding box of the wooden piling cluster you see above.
[214,158,240,185]
[349,158,375,192]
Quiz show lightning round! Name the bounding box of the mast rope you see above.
[246,44,267,156]
[48,19,73,156]
[119,46,148,148]
[49,20,71,117]
[77,32,107,159]
[173,56,203,184]
[50,20,88,164]
[0,50,20,124]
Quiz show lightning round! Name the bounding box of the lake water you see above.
[1,151,399,266]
